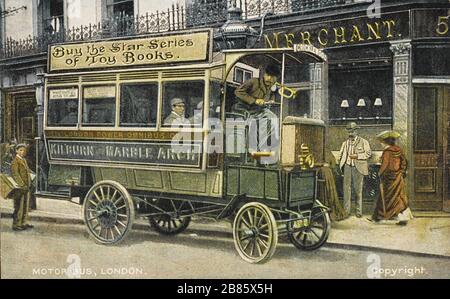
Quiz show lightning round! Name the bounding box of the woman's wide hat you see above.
[376,130,401,140]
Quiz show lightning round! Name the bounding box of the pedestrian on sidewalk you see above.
[369,131,413,225]
[11,143,34,231]
[338,122,372,218]
[318,151,348,221]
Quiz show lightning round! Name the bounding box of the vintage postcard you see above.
[0,0,449,283]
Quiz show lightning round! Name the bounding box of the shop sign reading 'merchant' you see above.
[263,12,411,49]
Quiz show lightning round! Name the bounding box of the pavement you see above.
[1,196,450,259]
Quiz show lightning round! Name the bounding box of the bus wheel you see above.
[233,202,278,264]
[289,206,330,251]
[83,180,135,245]
[148,215,191,235]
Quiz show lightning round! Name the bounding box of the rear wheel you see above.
[149,215,191,235]
[148,199,191,235]
[289,206,330,251]
[83,181,134,245]
[233,202,278,264]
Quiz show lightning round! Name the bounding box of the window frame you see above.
[81,84,117,128]
[159,78,207,131]
[46,86,80,128]
[119,82,160,128]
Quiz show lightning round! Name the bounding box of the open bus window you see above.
[82,86,116,126]
[120,83,158,127]
[162,81,204,128]
[47,88,79,126]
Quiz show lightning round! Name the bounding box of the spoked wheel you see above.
[289,206,331,251]
[83,180,135,245]
[233,202,278,264]
[148,199,191,235]
[149,215,191,235]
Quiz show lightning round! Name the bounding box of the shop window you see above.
[47,88,79,126]
[82,86,116,126]
[234,67,253,84]
[328,68,393,124]
[413,46,450,76]
[162,81,205,128]
[120,83,158,127]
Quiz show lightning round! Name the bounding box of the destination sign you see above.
[47,140,202,167]
[49,31,211,72]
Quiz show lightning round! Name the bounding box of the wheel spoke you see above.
[309,228,322,240]
[106,186,110,201]
[258,233,269,239]
[110,228,115,240]
[87,216,98,222]
[110,190,118,202]
[117,213,128,218]
[171,220,178,229]
[89,200,98,207]
[116,205,127,211]
[311,224,324,229]
[258,237,269,249]
[247,210,254,227]
[250,239,255,256]
[117,220,127,228]
[240,217,251,229]
[93,190,102,202]
[258,223,269,230]
[99,186,105,201]
[114,196,124,206]
[255,239,263,257]
[114,225,121,236]
[242,239,252,252]
[239,234,253,242]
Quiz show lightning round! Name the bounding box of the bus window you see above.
[47,87,79,127]
[162,81,204,128]
[82,85,116,126]
[120,83,158,127]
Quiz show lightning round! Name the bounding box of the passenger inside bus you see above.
[163,98,191,126]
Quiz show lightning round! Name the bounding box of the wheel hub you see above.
[96,201,118,228]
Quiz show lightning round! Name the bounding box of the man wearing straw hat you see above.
[10,143,34,231]
[338,122,372,218]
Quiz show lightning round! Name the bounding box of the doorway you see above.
[14,94,37,168]
[412,86,449,211]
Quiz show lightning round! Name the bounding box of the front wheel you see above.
[233,202,278,264]
[83,181,135,245]
[289,206,330,251]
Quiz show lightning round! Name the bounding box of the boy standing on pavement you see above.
[11,143,34,231]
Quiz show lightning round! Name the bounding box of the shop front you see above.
[256,4,450,211]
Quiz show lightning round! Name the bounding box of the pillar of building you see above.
[310,62,328,120]
[389,40,413,200]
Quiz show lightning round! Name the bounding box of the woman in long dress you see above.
[370,131,413,225]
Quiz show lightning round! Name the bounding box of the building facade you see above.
[1,0,449,212]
